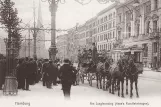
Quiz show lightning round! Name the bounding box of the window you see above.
[146,21,150,33]
[154,0,158,10]
[105,34,107,40]
[128,26,131,37]
[117,31,121,40]
[153,42,158,53]
[153,20,157,32]
[136,23,140,36]
[101,18,103,23]
[86,32,88,37]
[113,31,115,38]
[105,16,107,21]
[119,14,121,23]
[142,44,148,57]
[105,24,107,30]
[104,25,106,31]
[109,22,112,29]
[106,44,107,50]
[107,44,108,50]
[110,32,111,39]
[113,21,115,27]
[146,2,151,13]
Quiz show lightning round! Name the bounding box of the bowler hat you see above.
[64,58,70,63]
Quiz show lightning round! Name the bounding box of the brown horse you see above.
[108,61,127,97]
[121,55,142,98]
[126,59,140,98]
[96,60,111,90]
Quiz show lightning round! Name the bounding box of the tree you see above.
[0,0,22,57]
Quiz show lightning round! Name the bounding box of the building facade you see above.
[56,0,161,69]
[56,34,68,61]
[96,3,118,61]
[116,0,161,68]
[77,24,86,50]
[85,17,97,50]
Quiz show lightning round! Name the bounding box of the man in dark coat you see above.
[70,63,78,86]
[42,59,49,86]
[92,43,98,64]
[36,60,42,83]
[0,58,6,90]
[46,60,58,89]
[16,58,25,89]
[23,57,31,91]
[53,60,59,86]
[59,59,74,99]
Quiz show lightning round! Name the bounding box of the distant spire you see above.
[36,0,49,59]
[37,0,43,28]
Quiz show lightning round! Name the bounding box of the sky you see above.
[0,0,116,49]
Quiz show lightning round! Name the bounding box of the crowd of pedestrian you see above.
[0,57,78,99]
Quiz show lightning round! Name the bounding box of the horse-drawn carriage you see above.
[77,49,95,84]
[77,45,143,98]
[77,48,110,86]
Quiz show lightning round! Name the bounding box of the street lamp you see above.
[41,0,61,61]
[132,0,139,7]
[40,0,119,61]
[3,37,18,95]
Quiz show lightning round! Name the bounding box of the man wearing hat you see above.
[45,59,58,89]
[42,59,49,86]
[59,59,74,99]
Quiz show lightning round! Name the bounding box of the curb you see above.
[139,76,161,82]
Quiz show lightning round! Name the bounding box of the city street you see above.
[0,0,161,107]
[0,71,161,107]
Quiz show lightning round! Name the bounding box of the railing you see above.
[148,32,160,39]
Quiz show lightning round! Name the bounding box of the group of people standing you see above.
[16,57,41,91]
[0,57,78,99]
[0,58,6,90]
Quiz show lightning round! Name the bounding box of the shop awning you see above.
[121,45,143,53]
[109,45,143,54]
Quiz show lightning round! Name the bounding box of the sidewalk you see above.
[139,67,161,80]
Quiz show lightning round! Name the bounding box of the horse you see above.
[126,59,140,98]
[108,60,127,97]
[96,59,111,90]
[120,55,142,98]
[86,61,97,86]
[78,63,88,84]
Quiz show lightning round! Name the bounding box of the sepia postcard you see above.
[0,0,161,107]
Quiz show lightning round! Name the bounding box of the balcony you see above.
[148,32,160,40]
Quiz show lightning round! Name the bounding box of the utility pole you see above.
[28,28,31,58]
[33,1,37,59]
[48,0,58,61]
[25,35,26,57]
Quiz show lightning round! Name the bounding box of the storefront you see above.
[121,45,143,63]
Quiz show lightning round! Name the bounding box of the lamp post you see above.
[3,37,18,95]
[41,0,120,61]
[41,0,59,61]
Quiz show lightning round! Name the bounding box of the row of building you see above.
[56,0,161,69]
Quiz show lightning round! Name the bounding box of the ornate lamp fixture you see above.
[133,0,139,7]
